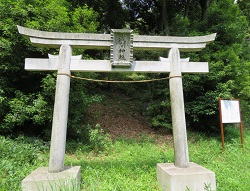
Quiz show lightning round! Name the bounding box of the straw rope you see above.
[57,73,182,83]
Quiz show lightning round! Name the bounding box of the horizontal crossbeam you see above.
[25,58,209,73]
[17,26,216,52]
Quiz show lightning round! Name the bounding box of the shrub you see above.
[88,124,112,154]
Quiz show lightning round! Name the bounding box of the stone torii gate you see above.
[18,26,216,191]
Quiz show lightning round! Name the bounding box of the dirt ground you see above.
[86,92,172,144]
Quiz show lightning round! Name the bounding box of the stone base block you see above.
[21,166,81,191]
[157,162,216,191]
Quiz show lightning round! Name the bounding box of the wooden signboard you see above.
[219,99,244,149]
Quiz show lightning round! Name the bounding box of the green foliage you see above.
[204,0,247,44]
[3,91,48,128]
[146,86,172,129]
[69,0,128,30]
[188,128,250,191]
[238,0,250,22]
[0,135,48,190]
[1,1,250,189]
[80,129,250,191]
[80,138,168,191]
[187,0,250,129]
[67,73,103,140]
[170,14,190,35]
[1,129,250,190]
[88,124,112,154]
[71,6,99,33]
[0,0,101,137]
[25,0,70,31]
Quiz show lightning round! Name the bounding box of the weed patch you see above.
[1,128,250,190]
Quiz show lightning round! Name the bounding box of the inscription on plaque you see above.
[110,29,133,67]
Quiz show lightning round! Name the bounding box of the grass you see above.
[0,127,250,191]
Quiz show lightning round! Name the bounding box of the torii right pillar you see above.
[157,48,216,191]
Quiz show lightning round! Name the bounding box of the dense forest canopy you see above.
[0,0,249,138]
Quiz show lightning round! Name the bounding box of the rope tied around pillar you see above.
[57,72,182,83]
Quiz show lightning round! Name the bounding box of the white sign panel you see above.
[220,100,241,123]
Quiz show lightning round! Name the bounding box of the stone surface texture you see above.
[48,44,72,172]
[157,163,216,191]
[25,59,209,73]
[110,29,133,67]
[17,25,216,51]
[21,166,81,191]
[169,48,189,168]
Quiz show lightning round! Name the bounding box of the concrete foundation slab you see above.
[157,162,216,191]
[21,166,81,191]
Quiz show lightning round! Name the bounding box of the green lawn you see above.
[0,127,249,191]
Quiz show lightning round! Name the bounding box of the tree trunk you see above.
[185,0,190,18]
[200,0,208,21]
[161,0,170,35]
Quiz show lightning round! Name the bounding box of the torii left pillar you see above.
[168,48,189,168]
[49,44,71,172]
[21,44,81,191]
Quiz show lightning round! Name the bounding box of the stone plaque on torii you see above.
[18,25,216,191]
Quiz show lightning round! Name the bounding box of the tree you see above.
[238,0,250,21]
[68,0,128,31]
[122,0,213,35]
[0,0,101,137]
[122,0,250,131]
[183,0,249,130]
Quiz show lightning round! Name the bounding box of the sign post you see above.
[219,98,244,149]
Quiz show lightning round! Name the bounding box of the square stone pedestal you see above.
[157,162,216,191]
[21,166,81,191]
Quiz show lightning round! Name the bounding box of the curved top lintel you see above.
[17,25,110,40]
[17,25,216,50]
